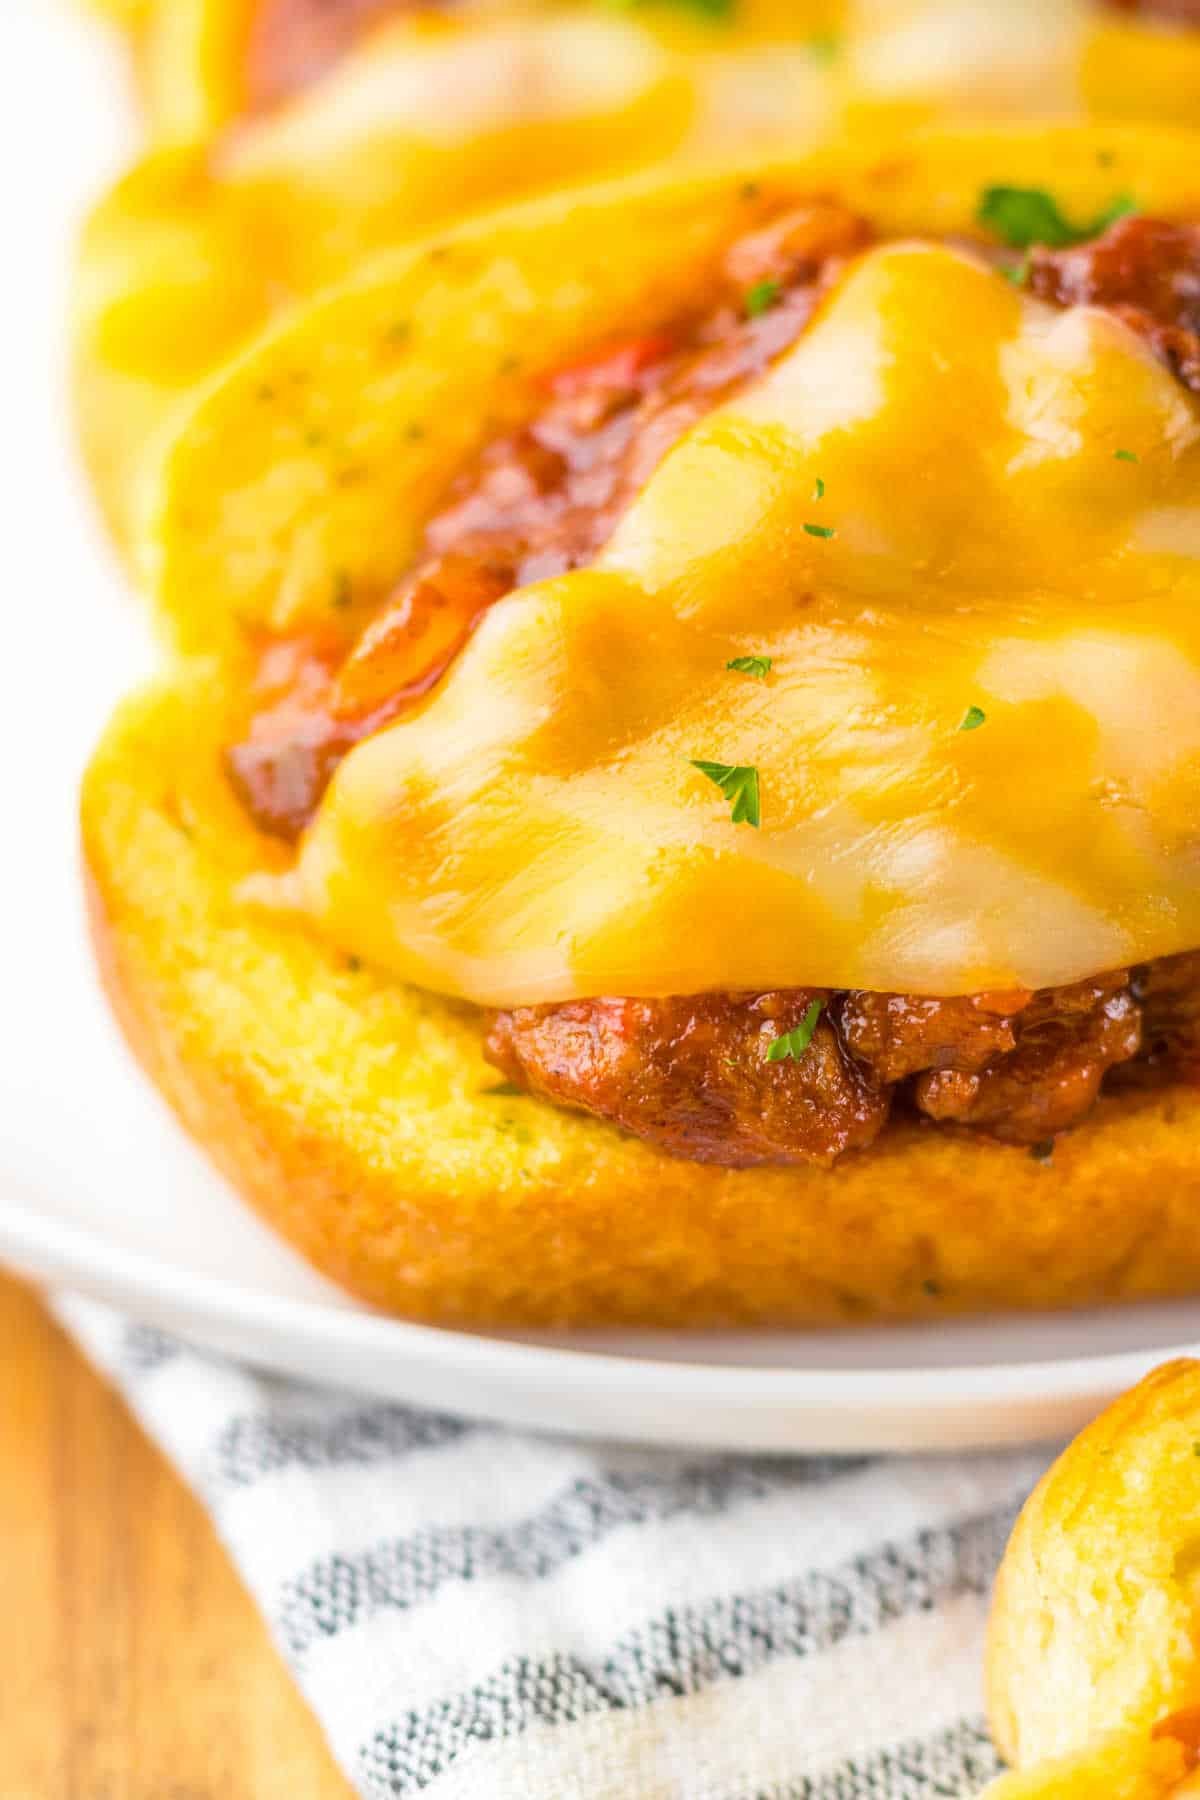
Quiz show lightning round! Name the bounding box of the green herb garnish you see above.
[959,705,987,733]
[976,185,1135,251]
[1114,448,1139,463]
[745,278,782,318]
[607,0,735,22]
[803,522,835,540]
[813,476,825,500]
[726,655,772,680]
[691,760,761,827]
[806,32,841,62]
[766,999,824,1063]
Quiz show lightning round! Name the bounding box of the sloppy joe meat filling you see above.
[229,199,871,839]
[1102,0,1200,23]
[488,976,1151,1168]
[226,202,1200,1167]
[1027,216,1200,394]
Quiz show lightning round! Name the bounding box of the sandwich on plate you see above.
[73,0,837,543]
[76,1,1200,550]
[82,127,1200,1327]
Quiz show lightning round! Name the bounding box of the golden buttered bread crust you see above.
[984,1361,1200,1798]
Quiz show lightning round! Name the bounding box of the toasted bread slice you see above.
[984,1361,1200,1799]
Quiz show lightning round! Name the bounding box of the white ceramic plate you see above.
[10,1080,1200,1453]
[6,7,1200,1457]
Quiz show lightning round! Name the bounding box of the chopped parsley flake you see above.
[766,999,824,1063]
[745,278,782,318]
[1096,198,1136,232]
[813,476,825,500]
[607,0,735,22]
[691,759,760,827]
[726,654,772,680]
[1114,448,1139,463]
[959,705,987,733]
[976,185,1136,251]
[803,522,835,540]
[806,32,841,62]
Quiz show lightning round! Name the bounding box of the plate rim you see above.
[6,1190,1200,1412]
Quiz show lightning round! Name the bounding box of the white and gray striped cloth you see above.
[54,1293,1055,1800]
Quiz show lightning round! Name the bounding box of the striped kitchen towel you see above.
[53,1293,1053,1800]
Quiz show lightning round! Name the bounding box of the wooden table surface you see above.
[0,1271,353,1799]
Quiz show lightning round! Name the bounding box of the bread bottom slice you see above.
[82,667,1200,1329]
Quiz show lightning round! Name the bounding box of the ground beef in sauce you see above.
[485,975,1152,1167]
[909,977,1141,1145]
[228,200,1200,1164]
[1102,0,1200,23]
[1026,216,1200,394]
[1119,951,1200,1084]
[227,201,872,840]
[486,992,891,1168]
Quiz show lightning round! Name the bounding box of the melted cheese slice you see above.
[842,0,1200,130]
[845,0,1086,118]
[223,12,834,180]
[286,244,1200,1004]
[225,15,669,166]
